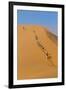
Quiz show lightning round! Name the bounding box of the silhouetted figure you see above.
[23,26,25,30]
[33,30,36,33]
[35,35,38,40]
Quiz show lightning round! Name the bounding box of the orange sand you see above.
[17,25,58,80]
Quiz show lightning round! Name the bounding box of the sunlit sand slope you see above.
[17,25,58,80]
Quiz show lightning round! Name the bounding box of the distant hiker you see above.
[35,35,38,40]
[23,26,24,30]
[33,30,36,33]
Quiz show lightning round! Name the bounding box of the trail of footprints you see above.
[22,27,56,67]
[33,30,56,67]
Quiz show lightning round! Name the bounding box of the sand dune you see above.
[17,25,58,80]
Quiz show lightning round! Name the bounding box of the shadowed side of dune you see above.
[45,28,58,45]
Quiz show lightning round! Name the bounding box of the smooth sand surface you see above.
[17,25,58,80]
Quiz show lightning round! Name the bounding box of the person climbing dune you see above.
[23,26,25,30]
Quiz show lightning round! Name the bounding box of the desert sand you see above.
[17,25,58,80]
